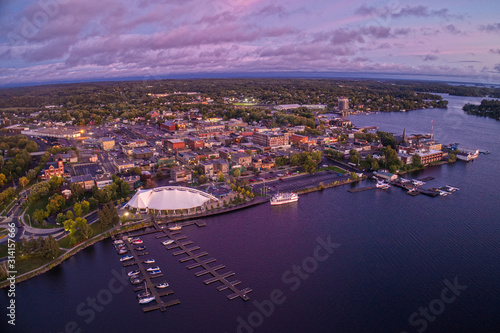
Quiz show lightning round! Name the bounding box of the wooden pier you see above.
[158,227,252,301]
[120,236,181,313]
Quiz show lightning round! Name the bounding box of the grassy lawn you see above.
[12,250,64,276]
[0,196,17,216]
[25,196,50,217]
[317,166,347,174]
[58,222,113,249]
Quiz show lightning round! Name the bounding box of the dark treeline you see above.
[463,100,500,120]
[1,79,498,109]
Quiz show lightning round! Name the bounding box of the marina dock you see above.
[155,221,252,301]
[116,236,181,313]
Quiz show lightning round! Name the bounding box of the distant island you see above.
[463,99,500,120]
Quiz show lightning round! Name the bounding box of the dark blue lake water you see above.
[1,95,499,333]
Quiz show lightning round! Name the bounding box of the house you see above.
[70,174,95,191]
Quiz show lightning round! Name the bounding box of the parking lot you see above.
[251,170,350,195]
[71,163,102,176]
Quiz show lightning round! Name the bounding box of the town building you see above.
[170,167,193,182]
[94,174,113,189]
[41,159,67,179]
[114,159,135,173]
[338,98,349,111]
[165,139,186,150]
[252,132,289,147]
[290,134,309,145]
[100,138,115,150]
[70,174,95,191]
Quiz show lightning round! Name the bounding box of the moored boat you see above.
[135,246,146,251]
[131,239,143,245]
[168,225,182,231]
[156,282,169,289]
[149,269,161,275]
[138,296,155,304]
[162,239,174,246]
[128,270,140,276]
[120,255,133,262]
[270,192,299,206]
[146,266,160,272]
[144,259,155,264]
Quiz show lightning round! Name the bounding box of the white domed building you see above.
[125,186,219,216]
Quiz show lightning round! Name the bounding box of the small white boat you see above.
[113,240,124,245]
[132,239,143,245]
[445,185,459,192]
[120,255,133,262]
[146,266,160,272]
[149,269,161,275]
[412,179,425,186]
[168,225,181,231]
[144,259,155,264]
[439,190,448,196]
[376,181,391,189]
[128,270,140,276]
[130,278,143,285]
[162,239,174,246]
[117,249,127,255]
[138,296,155,304]
[156,282,169,289]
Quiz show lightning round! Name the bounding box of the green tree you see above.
[233,168,241,178]
[81,200,90,214]
[56,213,66,225]
[412,154,422,168]
[350,172,359,180]
[19,176,29,189]
[218,172,225,183]
[73,202,82,217]
[63,219,76,235]
[33,209,47,225]
[69,183,85,201]
[66,210,74,220]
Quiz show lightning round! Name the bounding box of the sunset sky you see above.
[1,0,500,86]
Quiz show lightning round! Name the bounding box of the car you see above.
[337,174,342,176]
[273,185,278,188]
[279,178,284,181]
[249,179,255,182]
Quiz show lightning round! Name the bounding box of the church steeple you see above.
[402,128,407,143]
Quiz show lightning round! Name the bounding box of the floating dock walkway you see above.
[154,220,252,301]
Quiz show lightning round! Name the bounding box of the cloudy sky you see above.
[1,0,500,86]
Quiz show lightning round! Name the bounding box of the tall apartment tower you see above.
[338,98,349,111]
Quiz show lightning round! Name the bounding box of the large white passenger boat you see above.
[270,192,299,206]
